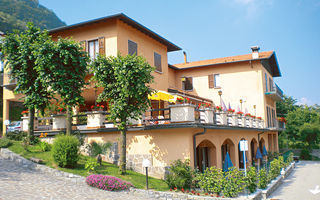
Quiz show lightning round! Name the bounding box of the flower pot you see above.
[169,104,195,123]
[87,111,105,128]
[51,114,67,130]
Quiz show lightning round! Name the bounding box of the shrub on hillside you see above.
[52,135,79,168]
[86,174,132,191]
[196,166,224,195]
[165,159,193,189]
[0,138,12,148]
[5,131,27,141]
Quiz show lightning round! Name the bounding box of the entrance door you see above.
[197,147,209,172]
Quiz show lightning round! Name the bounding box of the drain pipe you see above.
[193,128,207,169]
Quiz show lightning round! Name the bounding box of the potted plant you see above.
[216,106,223,112]
[176,97,184,104]
[21,110,29,117]
[91,104,105,111]
[236,111,243,116]
[227,108,235,114]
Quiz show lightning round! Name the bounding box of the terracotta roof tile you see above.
[173,51,274,69]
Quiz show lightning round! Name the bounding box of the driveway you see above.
[269,161,320,200]
[0,158,151,200]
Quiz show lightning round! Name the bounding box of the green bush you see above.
[52,135,79,168]
[85,157,99,172]
[258,168,268,189]
[0,138,12,148]
[39,141,51,152]
[196,166,224,195]
[286,152,294,166]
[269,158,281,180]
[28,135,40,145]
[5,131,27,141]
[300,148,312,160]
[221,167,246,197]
[278,156,286,169]
[165,159,193,189]
[245,166,258,193]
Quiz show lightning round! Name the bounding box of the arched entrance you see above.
[238,138,249,169]
[250,138,258,166]
[259,137,265,152]
[196,140,216,172]
[221,139,235,169]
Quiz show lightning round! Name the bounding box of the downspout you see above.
[258,131,264,150]
[193,128,207,169]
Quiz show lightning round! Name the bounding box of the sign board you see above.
[4,120,10,126]
[239,140,248,151]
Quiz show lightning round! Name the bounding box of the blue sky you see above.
[40,0,320,105]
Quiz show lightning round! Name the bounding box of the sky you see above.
[40,0,320,106]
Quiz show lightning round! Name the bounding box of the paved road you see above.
[269,161,320,200]
[0,158,150,200]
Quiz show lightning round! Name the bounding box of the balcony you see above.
[267,119,286,131]
[265,83,283,101]
[28,104,272,135]
[2,73,17,91]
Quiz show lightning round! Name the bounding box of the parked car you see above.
[7,121,22,132]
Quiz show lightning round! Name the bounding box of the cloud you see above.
[296,97,314,106]
[231,0,274,18]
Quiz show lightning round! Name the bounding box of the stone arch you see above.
[196,139,217,172]
[221,138,235,168]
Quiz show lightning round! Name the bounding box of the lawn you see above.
[8,140,169,191]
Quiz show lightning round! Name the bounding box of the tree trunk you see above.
[28,107,35,138]
[120,126,127,175]
[66,105,72,135]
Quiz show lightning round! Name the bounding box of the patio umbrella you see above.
[148,90,176,116]
[223,152,233,172]
[256,147,263,171]
[262,145,268,156]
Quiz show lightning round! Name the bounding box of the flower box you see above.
[200,108,214,123]
[215,112,227,125]
[51,114,66,130]
[227,114,237,126]
[169,104,195,123]
[87,111,105,129]
[245,117,252,128]
[237,116,245,127]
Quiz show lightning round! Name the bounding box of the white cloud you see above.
[231,0,274,18]
[296,97,314,106]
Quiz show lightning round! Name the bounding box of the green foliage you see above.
[221,167,246,198]
[165,159,193,190]
[258,168,268,189]
[90,54,154,130]
[87,141,112,157]
[0,138,12,148]
[0,0,66,33]
[298,123,320,149]
[27,135,40,145]
[286,152,294,165]
[245,167,258,193]
[85,157,99,172]
[52,135,79,168]
[269,158,281,180]
[5,131,27,141]
[71,130,86,146]
[39,141,51,152]
[300,148,312,160]
[276,95,298,117]
[196,166,224,194]
[278,156,286,169]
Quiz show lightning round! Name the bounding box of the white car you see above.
[7,121,22,132]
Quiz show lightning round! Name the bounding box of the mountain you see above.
[0,0,66,33]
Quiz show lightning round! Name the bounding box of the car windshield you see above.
[9,121,21,126]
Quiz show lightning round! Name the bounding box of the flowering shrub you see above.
[278,117,287,123]
[221,167,246,197]
[86,174,133,191]
[216,106,223,111]
[91,104,105,111]
[196,166,224,195]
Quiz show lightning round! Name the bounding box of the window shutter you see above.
[98,36,105,55]
[80,40,86,51]
[188,77,193,90]
[208,74,214,88]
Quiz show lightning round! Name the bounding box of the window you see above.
[269,77,273,92]
[154,52,162,72]
[265,73,268,92]
[182,77,193,91]
[266,106,270,127]
[88,40,99,60]
[214,74,220,88]
[128,40,137,55]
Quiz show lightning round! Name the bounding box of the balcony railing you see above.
[265,83,283,101]
[25,104,287,134]
[267,119,286,131]
[2,73,17,91]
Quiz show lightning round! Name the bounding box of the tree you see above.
[36,37,89,135]
[1,23,52,138]
[276,95,298,117]
[90,54,154,174]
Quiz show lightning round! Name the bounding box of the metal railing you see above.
[37,117,53,131]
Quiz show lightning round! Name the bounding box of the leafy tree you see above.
[90,54,154,174]
[0,23,52,138]
[36,37,89,135]
[299,123,320,149]
[276,95,298,117]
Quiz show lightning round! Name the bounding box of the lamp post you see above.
[218,90,222,106]
[142,159,152,190]
[253,105,256,116]
[240,99,243,112]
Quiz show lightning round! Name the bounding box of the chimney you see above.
[183,51,188,64]
[251,46,260,59]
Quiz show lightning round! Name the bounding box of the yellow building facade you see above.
[2,14,283,178]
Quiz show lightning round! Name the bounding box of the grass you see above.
[8,140,169,191]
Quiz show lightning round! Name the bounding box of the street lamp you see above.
[240,99,243,111]
[253,105,256,116]
[218,90,222,106]
[142,159,152,190]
